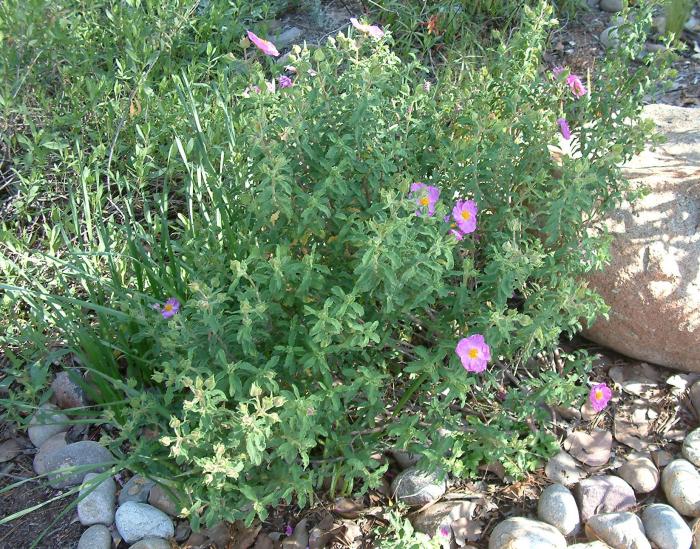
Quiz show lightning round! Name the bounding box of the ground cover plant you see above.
[0,0,673,535]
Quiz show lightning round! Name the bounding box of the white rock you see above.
[661,459,700,517]
[568,543,612,549]
[115,501,174,543]
[488,517,566,549]
[585,512,650,549]
[537,484,580,536]
[391,466,446,507]
[77,524,111,549]
[130,538,172,549]
[77,473,116,526]
[27,403,69,447]
[682,428,700,466]
[618,453,659,493]
[545,451,584,487]
[641,503,692,549]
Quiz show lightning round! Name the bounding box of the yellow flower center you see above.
[164,303,173,312]
[595,389,603,400]
[461,210,471,221]
[468,348,479,359]
[419,197,430,206]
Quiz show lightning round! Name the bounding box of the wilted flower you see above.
[350,17,385,39]
[279,75,293,88]
[452,199,478,234]
[159,298,180,319]
[410,182,440,217]
[284,524,293,536]
[266,80,276,93]
[455,334,491,373]
[566,73,587,98]
[284,65,298,73]
[589,383,612,412]
[246,30,279,57]
[557,117,571,140]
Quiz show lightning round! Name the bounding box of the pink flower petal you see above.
[246,30,279,57]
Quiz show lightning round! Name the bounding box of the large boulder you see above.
[584,104,700,372]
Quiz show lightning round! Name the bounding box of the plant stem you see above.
[393,371,429,417]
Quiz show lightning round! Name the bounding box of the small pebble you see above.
[77,473,116,526]
[537,484,580,536]
[642,503,692,549]
[681,428,700,467]
[77,524,111,549]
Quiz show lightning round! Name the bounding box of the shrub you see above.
[2,0,672,529]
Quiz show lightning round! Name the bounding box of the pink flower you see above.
[566,73,587,98]
[266,80,276,93]
[557,118,571,140]
[439,525,450,537]
[452,199,477,234]
[279,75,293,88]
[456,335,491,373]
[410,182,440,217]
[246,30,279,57]
[242,84,261,97]
[159,298,180,319]
[589,383,612,412]
[350,17,385,39]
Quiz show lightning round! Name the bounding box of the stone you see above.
[576,476,636,523]
[32,432,67,475]
[42,440,113,488]
[564,430,612,467]
[641,503,692,549]
[690,380,700,418]
[77,473,116,526]
[390,466,447,507]
[389,449,421,469]
[600,27,621,49]
[682,428,700,466]
[488,517,566,549]
[600,0,623,11]
[545,451,585,487]
[584,104,700,373]
[77,524,111,549]
[585,512,650,549]
[692,519,700,548]
[115,501,174,544]
[568,543,612,549]
[129,538,172,549]
[51,370,87,409]
[537,483,580,536]
[617,453,659,493]
[27,404,70,448]
[651,449,673,468]
[274,27,302,49]
[148,484,181,516]
[661,459,700,517]
[118,475,155,505]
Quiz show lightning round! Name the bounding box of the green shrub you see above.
[2,0,672,529]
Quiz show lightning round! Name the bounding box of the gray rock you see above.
[585,512,650,549]
[576,476,636,523]
[682,428,700,466]
[690,380,700,418]
[391,466,446,507]
[545,451,584,487]
[115,501,174,544]
[42,440,113,488]
[488,517,566,549]
[77,524,111,549]
[51,370,87,409]
[148,484,181,516]
[600,27,621,49]
[275,27,302,49]
[661,459,700,517]
[600,0,623,12]
[537,484,580,536]
[129,538,172,549]
[568,543,612,549]
[32,432,67,475]
[27,404,70,447]
[77,473,116,526]
[618,453,659,493]
[389,449,421,470]
[641,503,692,549]
[118,475,155,505]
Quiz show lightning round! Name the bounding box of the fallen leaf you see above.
[563,429,612,466]
[253,533,274,549]
[333,497,365,519]
[0,438,21,463]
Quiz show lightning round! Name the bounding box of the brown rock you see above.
[576,475,636,523]
[51,370,87,409]
[563,429,612,467]
[148,483,182,516]
[584,104,700,372]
